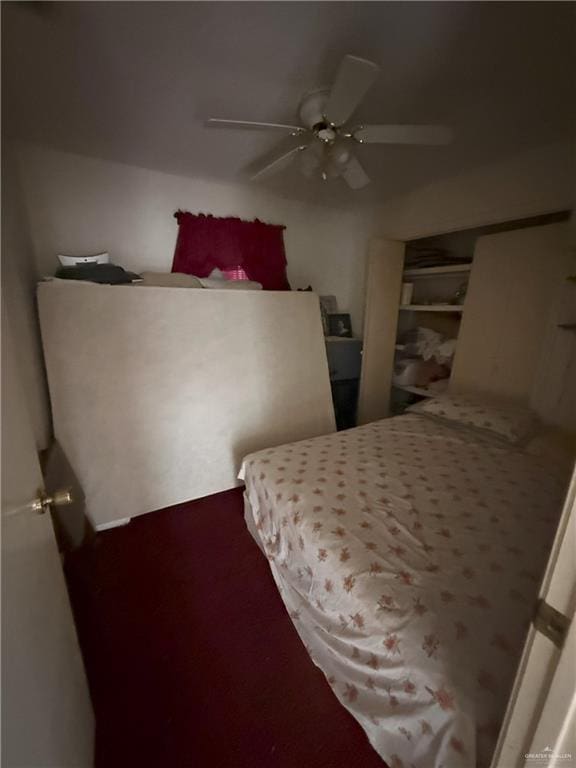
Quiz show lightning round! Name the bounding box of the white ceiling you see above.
[3,1,575,205]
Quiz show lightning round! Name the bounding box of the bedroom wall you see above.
[15,144,371,338]
[14,140,573,349]
[375,141,574,240]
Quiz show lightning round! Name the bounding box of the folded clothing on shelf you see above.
[399,326,457,366]
[55,263,141,284]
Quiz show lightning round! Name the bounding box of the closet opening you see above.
[391,210,572,414]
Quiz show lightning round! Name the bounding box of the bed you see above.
[240,400,571,768]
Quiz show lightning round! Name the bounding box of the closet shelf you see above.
[403,264,472,278]
[392,384,435,398]
[399,304,464,313]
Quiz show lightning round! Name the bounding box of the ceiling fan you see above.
[206,54,453,190]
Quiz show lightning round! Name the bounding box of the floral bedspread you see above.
[240,414,567,768]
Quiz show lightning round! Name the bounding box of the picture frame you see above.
[327,313,353,338]
[319,295,338,336]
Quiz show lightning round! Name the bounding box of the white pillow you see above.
[409,393,539,445]
[198,277,262,290]
[138,272,203,288]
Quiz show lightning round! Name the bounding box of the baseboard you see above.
[95,517,131,532]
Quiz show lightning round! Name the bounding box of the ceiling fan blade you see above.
[354,124,453,145]
[341,154,370,190]
[206,118,305,134]
[324,55,380,127]
[248,136,312,181]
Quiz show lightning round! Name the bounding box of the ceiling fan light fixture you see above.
[299,142,322,177]
[328,140,351,167]
[323,161,342,180]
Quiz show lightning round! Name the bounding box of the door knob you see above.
[30,489,74,515]
[4,489,73,519]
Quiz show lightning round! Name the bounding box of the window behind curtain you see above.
[172,212,290,291]
[221,266,250,281]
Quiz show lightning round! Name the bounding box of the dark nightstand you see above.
[325,337,363,430]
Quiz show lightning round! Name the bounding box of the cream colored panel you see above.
[531,272,576,430]
[38,284,335,527]
[357,239,404,425]
[451,223,575,425]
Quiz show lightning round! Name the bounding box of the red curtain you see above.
[172,211,290,291]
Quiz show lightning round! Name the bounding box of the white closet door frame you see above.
[357,238,404,425]
[491,464,576,768]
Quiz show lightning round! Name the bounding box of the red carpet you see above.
[65,487,386,768]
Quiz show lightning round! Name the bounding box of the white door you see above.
[491,464,576,768]
[1,307,94,767]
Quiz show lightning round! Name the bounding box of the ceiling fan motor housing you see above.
[299,89,352,146]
